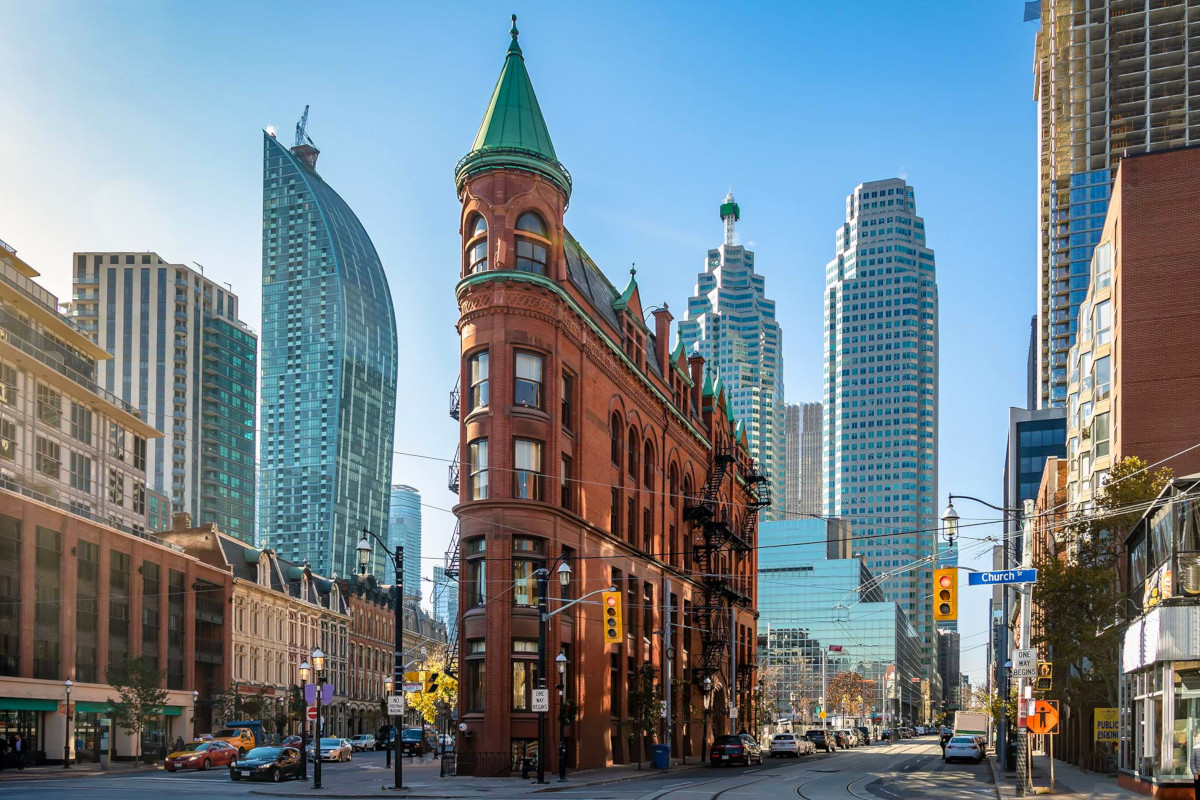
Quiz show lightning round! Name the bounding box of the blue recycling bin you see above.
[652,744,670,769]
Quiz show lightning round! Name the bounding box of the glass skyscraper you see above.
[678,192,785,520]
[387,484,421,598]
[259,128,397,579]
[822,178,938,670]
[72,254,257,540]
[757,519,924,726]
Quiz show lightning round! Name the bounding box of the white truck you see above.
[954,711,990,746]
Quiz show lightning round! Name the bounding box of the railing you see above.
[455,751,515,777]
[0,326,140,416]
[448,451,460,494]
[449,382,460,421]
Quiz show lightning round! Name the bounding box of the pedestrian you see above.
[12,733,23,770]
[1190,732,1200,799]
[175,736,185,752]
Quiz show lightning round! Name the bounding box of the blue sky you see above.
[1,0,1038,684]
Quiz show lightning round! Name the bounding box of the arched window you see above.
[610,413,622,466]
[466,215,488,274]
[627,428,638,479]
[668,464,679,508]
[515,212,548,274]
[643,440,654,488]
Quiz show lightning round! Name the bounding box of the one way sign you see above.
[1013,648,1038,679]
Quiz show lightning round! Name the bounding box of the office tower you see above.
[71,254,257,541]
[1033,1,1200,408]
[259,117,398,579]
[387,484,421,598]
[432,565,458,646]
[784,401,822,519]
[679,192,785,520]
[757,519,924,728]
[823,178,939,669]
[936,629,960,707]
[0,239,160,534]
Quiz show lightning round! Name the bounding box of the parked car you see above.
[835,730,856,748]
[308,737,353,762]
[349,734,376,752]
[880,729,892,741]
[769,732,812,757]
[165,739,239,771]
[805,729,836,753]
[856,727,873,745]
[943,735,984,763]
[211,727,257,756]
[709,733,763,766]
[401,728,432,756]
[230,746,304,782]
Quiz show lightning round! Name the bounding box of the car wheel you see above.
[201,758,210,771]
[272,767,282,783]
[166,766,175,773]
[231,772,241,781]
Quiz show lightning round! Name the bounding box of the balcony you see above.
[447,451,460,494]
[0,325,138,415]
[449,382,460,421]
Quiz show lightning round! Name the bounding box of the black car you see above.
[709,734,763,766]
[805,729,836,753]
[401,728,432,756]
[856,727,872,745]
[230,746,303,783]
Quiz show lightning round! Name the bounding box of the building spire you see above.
[509,14,521,54]
[720,189,740,246]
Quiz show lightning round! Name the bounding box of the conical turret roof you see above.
[455,16,572,199]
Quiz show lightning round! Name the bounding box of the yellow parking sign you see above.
[1094,708,1119,743]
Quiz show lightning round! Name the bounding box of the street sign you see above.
[967,569,1037,586]
[304,683,334,705]
[531,689,550,713]
[1035,662,1053,692]
[819,711,827,719]
[387,695,405,716]
[1027,700,1060,734]
[307,706,319,721]
[1094,708,1119,743]
[403,682,423,693]
[729,707,739,721]
[1013,647,1038,678]
[828,645,843,652]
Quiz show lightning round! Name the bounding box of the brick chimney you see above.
[688,353,705,414]
[172,511,192,531]
[652,304,673,374]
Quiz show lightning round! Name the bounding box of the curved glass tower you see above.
[259,130,397,578]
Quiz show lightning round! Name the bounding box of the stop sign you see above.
[307,706,318,721]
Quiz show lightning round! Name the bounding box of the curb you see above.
[987,756,1004,800]
[0,765,163,783]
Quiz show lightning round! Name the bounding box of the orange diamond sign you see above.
[1027,700,1060,734]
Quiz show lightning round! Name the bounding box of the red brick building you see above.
[450,20,765,775]
[340,575,394,737]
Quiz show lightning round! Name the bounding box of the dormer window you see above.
[515,212,548,275]
[466,215,488,274]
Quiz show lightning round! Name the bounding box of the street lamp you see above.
[356,528,406,791]
[555,652,569,782]
[311,648,325,790]
[191,690,199,740]
[383,676,394,769]
[534,555,571,785]
[940,500,960,547]
[63,679,72,768]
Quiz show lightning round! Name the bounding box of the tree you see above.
[404,644,458,725]
[826,671,864,722]
[107,656,169,761]
[626,663,664,770]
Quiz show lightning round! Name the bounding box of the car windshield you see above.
[353,735,370,739]
[320,738,341,746]
[247,747,281,759]
[214,729,242,737]
[714,735,741,745]
[773,734,793,740]
[805,730,824,736]
[949,736,977,744]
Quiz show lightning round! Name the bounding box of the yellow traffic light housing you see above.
[934,568,958,622]
[602,590,623,644]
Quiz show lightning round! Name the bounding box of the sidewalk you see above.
[249,754,709,799]
[0,760,162,782]
[990,752,1141,799]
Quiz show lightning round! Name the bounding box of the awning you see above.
[163,706,182,717]
[74,701,112,713]
[0,698,58,711]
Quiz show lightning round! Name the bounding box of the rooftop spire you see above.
[720,189,740,246]
[455,16,572,200]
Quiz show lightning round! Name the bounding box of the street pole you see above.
[63,679,72,768]
[664,577,672,764]
[299,670,309,780]
[821,648,828,730]
[314,675,323,789]
[536,568,549,785]
[393,544,404,792]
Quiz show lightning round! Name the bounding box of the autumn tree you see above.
[826,671,864,722]
[404,643,458,725]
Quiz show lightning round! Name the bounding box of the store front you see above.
[0,701,50,765]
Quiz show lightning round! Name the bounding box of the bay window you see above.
[469,351,489,411]
[514,351,544,409]
[513,439,543,500]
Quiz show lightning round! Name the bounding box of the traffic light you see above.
[602,590,623,643]
[426,672,439,693]
[933,568,958,621]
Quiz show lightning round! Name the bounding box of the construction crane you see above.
[295,104,314,148]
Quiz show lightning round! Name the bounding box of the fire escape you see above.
[736,458,770,700]
[683,441,736,684]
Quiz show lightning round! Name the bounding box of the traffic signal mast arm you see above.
[544,584,619,621]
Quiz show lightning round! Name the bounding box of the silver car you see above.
[769,733,813,757]
[308,737,353,762]
[349,734,375,752]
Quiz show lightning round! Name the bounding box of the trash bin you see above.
[652,744,670,769]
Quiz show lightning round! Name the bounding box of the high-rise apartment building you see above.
[679,193,784,519]
[71,255,257,541]
[432,564,458,646]
[1033,1,1200,408]
[783,401,821,518]
[387,484,421,599]
[0,239,160,535]
[823,178,939,668]
[258,121,398,579]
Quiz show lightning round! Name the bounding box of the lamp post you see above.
[299,660,311,780]
[356,529,405,791]
[534,557,571,785]
[941,494,1022,776]
[63,679,72,768]
[555,651,568,782]
[311,649,325,790]
[191,690,199,739]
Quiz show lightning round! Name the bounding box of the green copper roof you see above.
[734,419,745,440]
[613,266,638,311]
[455,16,572,199]
[726,399,736,426]
[702,366,715,398]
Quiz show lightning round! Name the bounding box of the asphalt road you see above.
[0,739,995,800]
